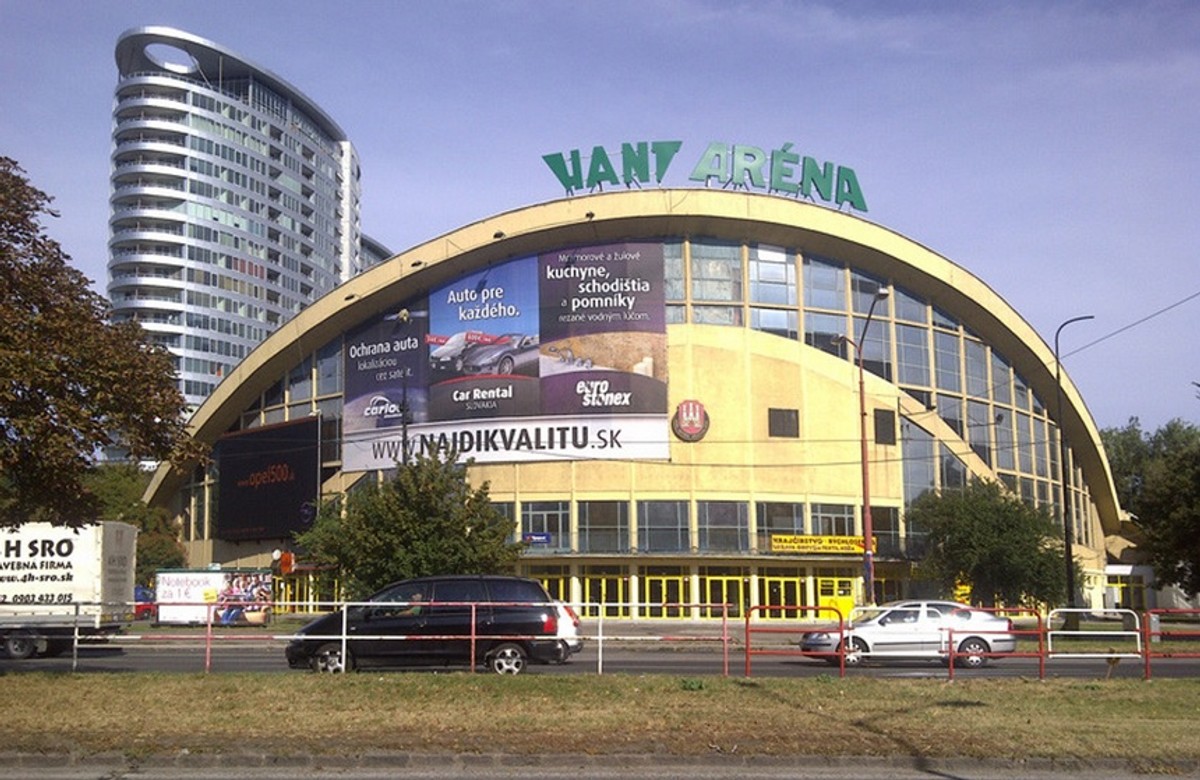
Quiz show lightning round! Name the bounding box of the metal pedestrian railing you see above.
[5,599,1200,680]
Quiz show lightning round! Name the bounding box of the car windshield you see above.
[853,607,889,623]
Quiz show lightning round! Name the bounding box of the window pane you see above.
[967,400,992,465]
[768,408,799,438]
[851,271,890,316]
[804,311,845,355]
[932,306,958,330]
[637,500,689,552]
[315,338,342,396]
[965,340,988,398]
[521,501,570,552]
[664,241,685,301]
[934,331,960,392]
[902,421,935,505]
[697,501,748,552]
[856,315,892,381]
[994,412,1015,470]
[810,503,854,535]
[751,307,798,339]
[940,443,967,492]
[749,244,795,305]
[896,324,929,386]
[693,305,743,326]
[1016,412,1034,474]
[690,239,742,302]
[991,354,1012,405]
[757,503,805,533]
[578,501,628,553]
[1033,417,1048,478]
[288,356,312,402]
[894,287,927,323]
[936,393,963,438]
[1014,373,1030,411]
[802,256,844,310]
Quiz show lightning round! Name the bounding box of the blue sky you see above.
[2,0,1197,430]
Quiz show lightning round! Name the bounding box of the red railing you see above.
[1144,609,1200,680]
[944,606,1043,681]
[744,604,847,677]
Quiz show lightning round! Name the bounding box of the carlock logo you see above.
[363,395,406,420]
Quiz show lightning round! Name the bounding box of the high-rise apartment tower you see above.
[109,26,383,412]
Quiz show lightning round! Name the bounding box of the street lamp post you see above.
[834,289,890,606]
[1054,314,1094,614]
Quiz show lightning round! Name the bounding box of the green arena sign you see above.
[542,140,867,212]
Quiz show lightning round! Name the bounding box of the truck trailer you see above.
[0,521,138,659]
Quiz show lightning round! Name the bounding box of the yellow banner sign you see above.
[769,535,876,554]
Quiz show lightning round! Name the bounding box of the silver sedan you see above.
[800,600,1018,668]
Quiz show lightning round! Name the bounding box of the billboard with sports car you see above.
[342,242,669,471]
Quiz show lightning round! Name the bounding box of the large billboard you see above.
[342,242,670,471]
[214,417,320,541]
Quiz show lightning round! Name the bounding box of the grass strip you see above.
[2,673,1197,761]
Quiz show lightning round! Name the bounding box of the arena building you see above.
[144,175,1122,619]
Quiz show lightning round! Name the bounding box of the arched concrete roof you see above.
[146,189,1120,532]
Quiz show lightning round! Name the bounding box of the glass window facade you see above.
[749,245,795,306]
[637,501,690,552]
[522,501,570,552]
[756,502,804,550]
[690,240,742,302]
[697,501,749,552]
[578,501,629,553]
[810,503,855,536]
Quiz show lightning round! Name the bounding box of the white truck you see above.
[0,521,137,659]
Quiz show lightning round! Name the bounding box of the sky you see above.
[2,0,1197,432]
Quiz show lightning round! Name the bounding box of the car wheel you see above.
[4,633,38,661]
[488,642,527,675]
[839,637,869,667]
[955,637,990,668]
[38,639,71,658]
[497,356,515,375]
[311,642,353,673]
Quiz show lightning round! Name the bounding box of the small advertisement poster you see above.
[342,242,670,471]
[155,570,273,625]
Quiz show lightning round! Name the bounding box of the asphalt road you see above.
[3,639,1196,680]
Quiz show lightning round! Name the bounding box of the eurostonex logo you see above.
[542,140,868,212]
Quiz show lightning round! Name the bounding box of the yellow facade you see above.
[146,189,1119,616]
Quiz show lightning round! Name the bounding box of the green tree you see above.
[907,478,1067,607]
[1102,418,1200,596]
[84,463,186,585]
[295,451,523,599]
[0,157,202,528]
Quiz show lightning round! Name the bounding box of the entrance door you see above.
[816,577,856,623]
[581,571,628,619]
[642,573,689,618]
[701,576,743,619]
[760,576,805,620]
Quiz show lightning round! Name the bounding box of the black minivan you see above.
[284,575,561,674]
